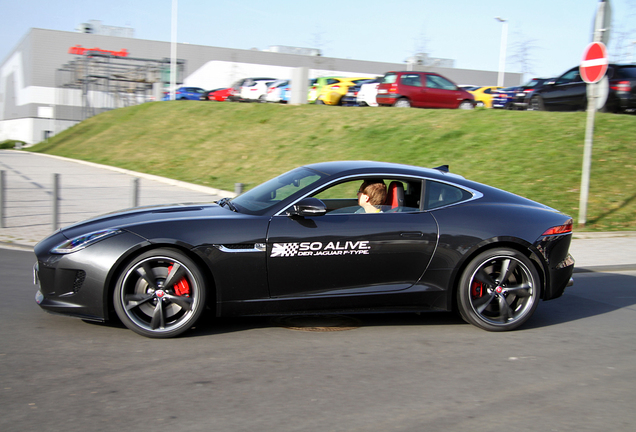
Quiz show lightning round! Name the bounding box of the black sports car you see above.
[33,161,575,338]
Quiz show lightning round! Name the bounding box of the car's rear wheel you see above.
[475,101,485,108]
[457,248,541,331]
[529,96,545,111]
[459,100,475,109]
[114,248,207,338]
[394,98,411,108]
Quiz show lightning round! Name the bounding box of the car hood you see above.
[59,203,236,240]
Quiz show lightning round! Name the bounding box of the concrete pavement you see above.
[1,149,634,272]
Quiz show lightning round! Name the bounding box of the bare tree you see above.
[508,30,540,82]
[609,0,636,63]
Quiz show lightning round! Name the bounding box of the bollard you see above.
[52,173,60,231]
[0,170,5,228]
[234,183,244,196]
[131,178,140,207]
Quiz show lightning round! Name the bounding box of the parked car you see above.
[357,78,381,107]
[201,88,223,100]
[529,64,636,112]
[265,80,290,103]
[468,86,503,108]
[491,87,522,109]
[608,65,636,113]
[208,87,232,102]
[227,78,277,102]
[280,79,315,103]
[341,78,380,106]
[161,87,207,101]
[33,160,575,338]
[239,78,278,102]
[317,77,376,105]
[309,77,345,103]
[514,77,553,109]
[376,71,475,109]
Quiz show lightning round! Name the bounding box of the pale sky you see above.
[1,0,634,80]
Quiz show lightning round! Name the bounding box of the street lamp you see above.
[170,0,178,101]
[495,17,508,87]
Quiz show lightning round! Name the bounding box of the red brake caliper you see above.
[471,280,484,298]
[168,265,190,296]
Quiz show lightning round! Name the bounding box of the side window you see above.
[424,181,471,210]
[400,74,423,87]
[426,75,457,90]
[312,178,422,214]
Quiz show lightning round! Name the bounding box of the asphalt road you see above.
[1,248,635,432]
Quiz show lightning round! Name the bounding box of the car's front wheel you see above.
[458,100,475,109]
[457,248,541,331]
[114,248,207,338]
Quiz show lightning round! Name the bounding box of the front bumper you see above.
[33,230,148,321]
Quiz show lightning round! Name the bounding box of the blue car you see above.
[491,87,522,109]
[162,87,207,101]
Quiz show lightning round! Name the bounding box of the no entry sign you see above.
[580,42,608,84]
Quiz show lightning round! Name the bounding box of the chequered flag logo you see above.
[271,243,299,257]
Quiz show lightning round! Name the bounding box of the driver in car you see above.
[356,179,387,213]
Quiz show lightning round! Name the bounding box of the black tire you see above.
[457,248,541,331]
[114,248,207,338]
[459,100,475,109]
[394,98,411,108]
[529,96,545,111]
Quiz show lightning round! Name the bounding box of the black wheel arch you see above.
[104,240,217,322]
[447,237,549,313]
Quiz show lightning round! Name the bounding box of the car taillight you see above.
[542,220,573,236]
[389,84,397,93]
[332,85,340,89]
[610,81,631,92]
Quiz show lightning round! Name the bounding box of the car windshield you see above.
[230,167,326,215]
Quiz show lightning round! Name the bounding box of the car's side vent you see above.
[214,244,266,253]
[73,270,86,293]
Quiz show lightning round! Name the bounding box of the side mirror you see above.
[287,197,327,217]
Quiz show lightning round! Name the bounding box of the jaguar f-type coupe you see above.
[33,161,575,338]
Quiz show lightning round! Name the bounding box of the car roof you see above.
[303,160,465,181]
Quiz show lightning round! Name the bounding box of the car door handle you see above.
[400,232,423,238]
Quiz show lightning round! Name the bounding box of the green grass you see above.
[28,101,636,231]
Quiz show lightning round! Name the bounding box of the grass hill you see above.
[28,101,636,231]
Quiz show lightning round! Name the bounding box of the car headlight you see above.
[51,229,122,254]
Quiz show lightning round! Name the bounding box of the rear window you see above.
[381,73,397,84]
[617,66,636,79]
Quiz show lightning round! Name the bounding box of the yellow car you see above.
[468,86,503,108]
[316,77,376,105]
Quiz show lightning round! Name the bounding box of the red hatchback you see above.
[376,71,475,109]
